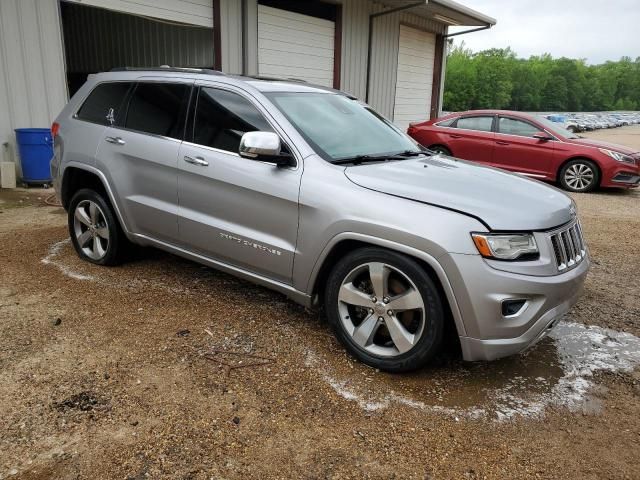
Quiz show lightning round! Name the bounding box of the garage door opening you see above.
[60,2,215,97]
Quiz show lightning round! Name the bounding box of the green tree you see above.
[443,45,640,112]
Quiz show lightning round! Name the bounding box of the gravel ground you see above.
[1,126,639,479]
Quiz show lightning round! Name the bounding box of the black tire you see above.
[558,159,600,193]
[325,247,444,373]
[429,145,452,156]
[68,188,127,266]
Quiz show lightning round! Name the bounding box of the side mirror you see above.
[239,131,293,167]
[533,132,552,141]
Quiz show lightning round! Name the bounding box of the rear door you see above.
[177,84,301,284]
[445,115,495,164]
[96,80,191,243]
[492,116,555,177]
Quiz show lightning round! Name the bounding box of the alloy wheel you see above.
[73,199,110,261]
[337,262,426,357]
[564,163,595,191]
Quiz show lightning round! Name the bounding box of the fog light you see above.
[502,299,526,317]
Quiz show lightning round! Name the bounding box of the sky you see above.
[449,0,640,64]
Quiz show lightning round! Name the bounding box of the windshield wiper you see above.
[332,154,392,165]
[332,150,427,165]
[392,150,427,158]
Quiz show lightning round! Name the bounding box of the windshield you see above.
[265,92,421,162]
[536,115,579,139]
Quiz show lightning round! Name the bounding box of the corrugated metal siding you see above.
[0,0,67,174]
[220,0,244,74]
[62,3,215,73]
[339,0,370,99]
[339,1,445,119]
[64,0,214,28]
[244,0,259,75]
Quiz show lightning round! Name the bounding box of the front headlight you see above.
[471,233,538,260]
[599,148,635,164]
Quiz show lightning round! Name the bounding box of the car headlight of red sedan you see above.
[599,148,636,164]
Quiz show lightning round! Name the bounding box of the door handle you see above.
[449,134,462,138]
[105,136,126,145]
[496,140,510,145]
[184,155,209,167]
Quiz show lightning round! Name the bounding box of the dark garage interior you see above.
[60,2,215,96]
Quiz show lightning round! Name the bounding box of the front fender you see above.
[306,232,467,337]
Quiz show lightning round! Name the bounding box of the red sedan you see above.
[407,110,640,192]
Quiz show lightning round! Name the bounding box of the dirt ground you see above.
[1,126,640,479]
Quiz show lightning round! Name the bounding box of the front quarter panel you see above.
[293,155,486,296]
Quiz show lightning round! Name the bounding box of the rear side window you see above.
[76,82,132,125]
[498,117,539,137]
[191,87,273,153]
[435,118,456,127]
[456,116,494,132]
[124,82,190,140]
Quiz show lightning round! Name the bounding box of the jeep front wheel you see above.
[325,247,444,372]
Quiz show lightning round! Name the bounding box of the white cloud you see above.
[450,0,640,64]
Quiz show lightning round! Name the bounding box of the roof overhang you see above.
[374,0,496,27]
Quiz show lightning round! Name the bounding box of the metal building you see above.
[0,0,494,178]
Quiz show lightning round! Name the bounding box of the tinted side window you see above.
[124,83,190,139]
[498,117,539,137]
[77,82,132,125]
[456,116,494,132]
[192,87,273,152]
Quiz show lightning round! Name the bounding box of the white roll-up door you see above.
[258,5,335,87]
[393,25,436,131]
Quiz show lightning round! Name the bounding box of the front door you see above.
[492,116,555,177]
[177,85,301,284]
[96,81,191,243]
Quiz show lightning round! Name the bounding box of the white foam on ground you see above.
[307,321,640,421]
[41,238,95,281]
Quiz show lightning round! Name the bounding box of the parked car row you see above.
[545,112,640,133]
[408,109,640,192]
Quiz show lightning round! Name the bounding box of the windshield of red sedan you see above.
[536,116,580,139]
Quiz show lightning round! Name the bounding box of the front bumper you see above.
[601,161,640,188]
[439,252,590,361]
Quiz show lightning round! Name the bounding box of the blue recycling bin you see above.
[15,128,54,184]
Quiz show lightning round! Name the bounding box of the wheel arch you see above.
[556,156,602,185]
[61,164,130,234]
[308,233,467,338]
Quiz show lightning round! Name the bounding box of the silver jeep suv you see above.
[51,68,589,372]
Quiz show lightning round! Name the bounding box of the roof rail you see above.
[240,75,357,99]
[245,75,309,83]
[109,66,225,76]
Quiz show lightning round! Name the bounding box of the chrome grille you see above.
[550,222,586,272]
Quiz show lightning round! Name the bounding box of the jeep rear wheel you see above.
[325,247,444,372]
[68,189,126,266]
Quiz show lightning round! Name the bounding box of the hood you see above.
[566,137,638,155]
[344,155,573,231]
